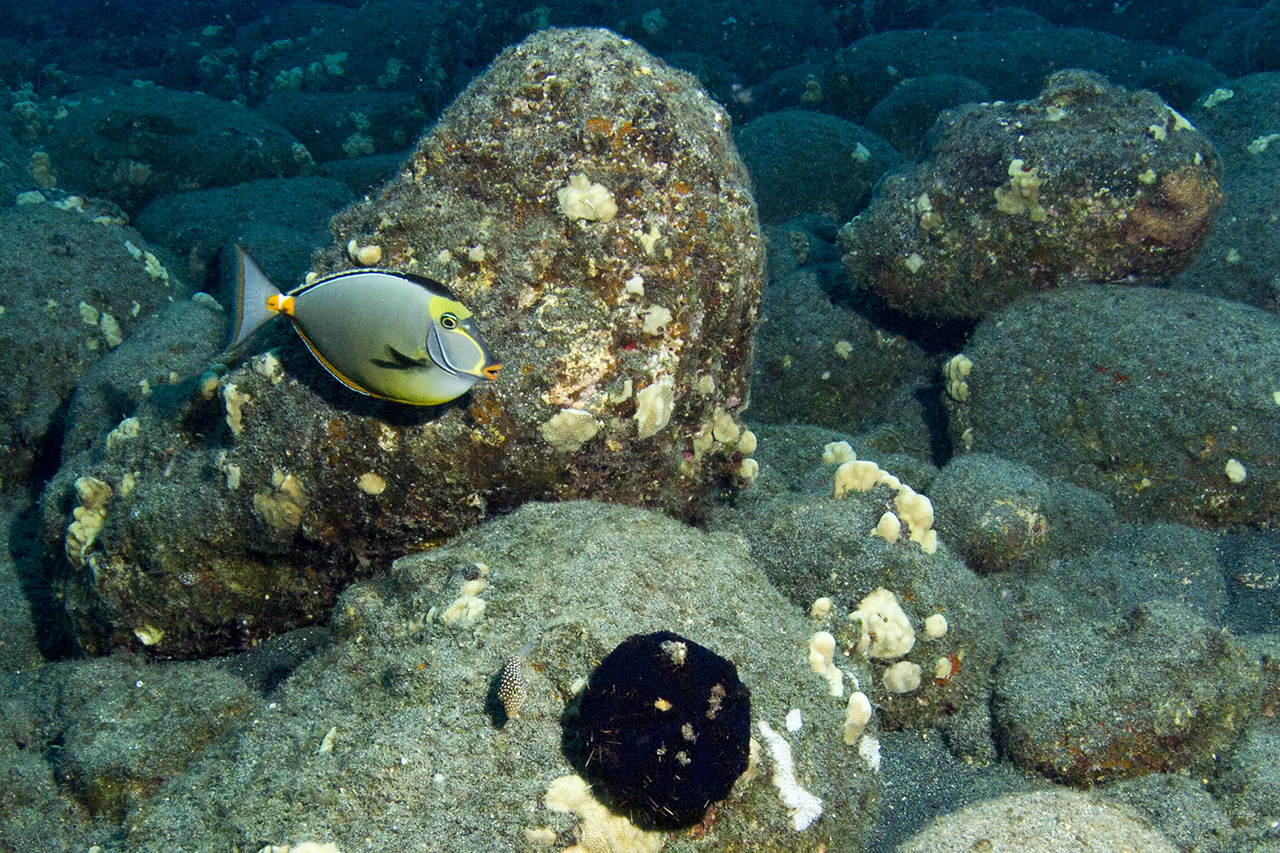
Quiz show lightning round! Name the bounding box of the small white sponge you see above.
[808,631,844,697]
[558,173,618,223]
[850,587,915,659]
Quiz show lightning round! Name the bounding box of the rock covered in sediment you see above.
[133,175,355,291]
[897,789,1181,853]
[929,453,1118,575]
[994,600,1259,786]
[34,82,314,215]
[948,285,1280,528]
[42,27,763,658]
[122,501,882,853]
[708,478,1007,763]
[862,74,992,159]
[1177,73,1280,309]
[839,70,1222,321]
[0,202,187,491]
[733,110,902,224]
[241,0,476,105]
[748,269,931,435]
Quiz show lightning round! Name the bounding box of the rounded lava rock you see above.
[567,631,751,830]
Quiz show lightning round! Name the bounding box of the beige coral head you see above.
[883,660,922,693]
[850,587,915,659]
[893,486,934,541]
[872,511,901,543]
[557,174,618,223]
[808,631,844,697]
[834,459,882,497]
[843,691,872,745]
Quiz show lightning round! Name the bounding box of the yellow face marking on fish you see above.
[427,294,472,323]
[427,294,493,376]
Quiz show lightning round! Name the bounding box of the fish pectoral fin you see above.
[370,345,431,371]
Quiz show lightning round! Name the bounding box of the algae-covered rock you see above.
[709,458,1007,763]
[994,600,1260,786]
[0,677,95,850]
[839,69,1222,321]
[0,125,40,201]
[124,501,882,853]
[42,27,763,659]
[35,83,314,215]
[0,203,186,491]
[949,286,1280,528]
[1109,773,1234,853]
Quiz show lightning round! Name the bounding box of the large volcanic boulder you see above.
[35,83,314,216]
[0,202,189,492]
[839,70,1222,321]
[994,600,1259,786]
[41,28,763,659]
[947,285,1280,527]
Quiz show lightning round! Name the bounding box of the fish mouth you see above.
[483,363,503,381]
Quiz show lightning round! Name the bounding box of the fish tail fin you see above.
[227,246,283,350]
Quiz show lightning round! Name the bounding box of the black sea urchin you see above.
[564,631,751,830]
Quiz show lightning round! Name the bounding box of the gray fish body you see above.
[228,248,501,405]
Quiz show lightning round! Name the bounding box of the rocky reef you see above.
[41,28,763,659]
[6,1,1280,849]
[0,203,190,491]
[117,501,883,853]
[839,70,1222,320]
[947,285,1280,527]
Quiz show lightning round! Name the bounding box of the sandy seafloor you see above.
[1,0,1280,851]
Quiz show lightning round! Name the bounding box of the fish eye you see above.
[440,312,458,330]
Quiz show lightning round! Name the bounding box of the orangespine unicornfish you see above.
[227,247,501,405]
